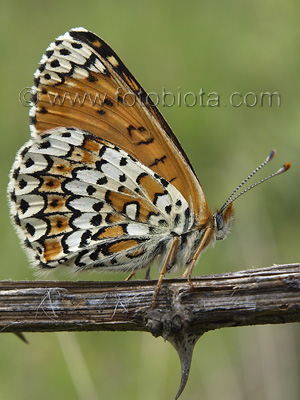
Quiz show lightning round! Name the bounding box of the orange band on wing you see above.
[108,239,140,254]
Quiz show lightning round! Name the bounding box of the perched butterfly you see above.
[8,28,290,293]
[7,28,291,399]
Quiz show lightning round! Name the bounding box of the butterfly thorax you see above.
[166,203,234,272]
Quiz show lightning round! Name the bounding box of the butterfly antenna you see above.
[220,150,290,212]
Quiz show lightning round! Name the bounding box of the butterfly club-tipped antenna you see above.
[219,149,291,213]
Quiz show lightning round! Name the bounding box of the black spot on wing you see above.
[18,179,28,190]
[71,42,83,50]
[31,92,37,105]
[12,167,20,180]
[119,157,127,166]
[137,138,154,146]
[90,214,102,226]
[45,50,54,59]
[60,48,71,56]
[127,125,136,137]
[14,214,21,226]
[26,223,35,236]
[39,107,48,114]
[165,205,172,214]
[86,185,96,195]
[50,59,60,68]
[39,140,51,149]
[49,199,59,208]
[87,73,98,83]
[25,158,34,168]
[103,98,113,106]
[93,201,104,212]
[10,190,17,203]
[149,155,167,167]
[96,176,108,185]
[20,199,29,214]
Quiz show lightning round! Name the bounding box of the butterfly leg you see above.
[125,272,136,281]
[152,235,180,307]
[126,267,151,281]
[182,227,213,284]
[144,266,151,280]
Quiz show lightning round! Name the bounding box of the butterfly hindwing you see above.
[8,127,193,271]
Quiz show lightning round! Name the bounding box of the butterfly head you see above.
[213,203,234,241]
[212,150,290,241]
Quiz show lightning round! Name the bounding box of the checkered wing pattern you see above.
[9,127,193,270]
[8,28,214,274]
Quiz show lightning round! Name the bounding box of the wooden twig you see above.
[0,263,300,337]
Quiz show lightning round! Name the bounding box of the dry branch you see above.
[0,263,300,338]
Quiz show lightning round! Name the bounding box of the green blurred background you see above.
[1,1,299,399]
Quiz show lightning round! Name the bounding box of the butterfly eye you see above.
[213,212,227,241]
[213,203,234,241]
[215,212,224,231]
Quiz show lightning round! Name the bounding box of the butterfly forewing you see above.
[31,28,207,220]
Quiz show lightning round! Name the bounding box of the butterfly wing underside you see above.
[8,27,211,272]
[9,127,194,270]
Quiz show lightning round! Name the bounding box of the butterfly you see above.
[8,28,290,295]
